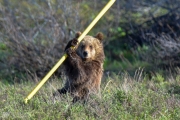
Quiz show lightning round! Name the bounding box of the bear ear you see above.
[75,31,81,38]
[95,32,104,42]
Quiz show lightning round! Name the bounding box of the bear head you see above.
[76,32,104,61]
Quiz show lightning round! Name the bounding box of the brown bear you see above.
[54,32,105,103]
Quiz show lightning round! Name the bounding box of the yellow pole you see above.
[24,0,116,104]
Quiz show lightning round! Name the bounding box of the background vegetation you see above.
[0,0,180,119]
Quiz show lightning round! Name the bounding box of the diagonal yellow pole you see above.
[24,0,116,104]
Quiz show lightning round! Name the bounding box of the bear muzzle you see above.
[83,51,88,58]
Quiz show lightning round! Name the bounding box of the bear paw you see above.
[71,38,78,47]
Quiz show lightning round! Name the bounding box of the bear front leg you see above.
[66,47,82,65]
[53,88,67,97]
[57,88,67,94]
[66,48,77,60]
[53,82,70,96]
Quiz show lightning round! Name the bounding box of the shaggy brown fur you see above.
[55,32,105,102]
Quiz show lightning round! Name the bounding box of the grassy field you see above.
[1,71,180,120]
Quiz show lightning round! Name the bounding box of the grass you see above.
[1,71,180,120]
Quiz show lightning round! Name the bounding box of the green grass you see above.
[1,71,180,120]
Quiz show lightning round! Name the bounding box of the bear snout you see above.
[83,51,88,58]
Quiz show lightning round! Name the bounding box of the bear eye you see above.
[89,45,93,49]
